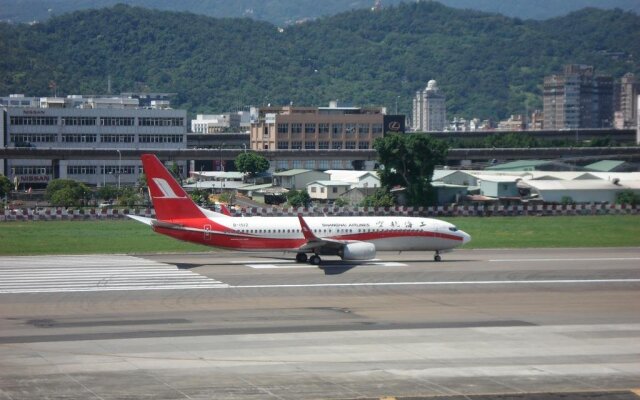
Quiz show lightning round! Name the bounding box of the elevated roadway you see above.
[2,146,640,164]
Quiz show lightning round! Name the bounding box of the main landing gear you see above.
[296,253,322,265]
[434,250,442,262]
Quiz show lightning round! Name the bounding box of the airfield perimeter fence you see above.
[1,203,639,221]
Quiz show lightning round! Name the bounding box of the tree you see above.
[374,133,448,207]
[616,190,640,206]
[235,152,270,179]
[45,179,90,207]
[0,175,11,198]
[360,188,395,207]
[118,186,142,207]
[286,189,311,208]
[96,185,119,201]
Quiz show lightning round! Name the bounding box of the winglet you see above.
[297,214,318,241]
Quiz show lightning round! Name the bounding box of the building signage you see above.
[17,175,50,183]
[383,115,405,134]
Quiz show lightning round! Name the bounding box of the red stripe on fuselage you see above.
[153,223,462,251]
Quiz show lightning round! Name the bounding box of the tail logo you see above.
[152,178,186,199]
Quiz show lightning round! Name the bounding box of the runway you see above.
[0,248,639,399]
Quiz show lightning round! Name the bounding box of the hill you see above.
[1,3,639,119]
[1,0,639,25]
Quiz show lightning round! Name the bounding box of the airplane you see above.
[129,154,471,264]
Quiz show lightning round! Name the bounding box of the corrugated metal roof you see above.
[485,160,549,171]
[273,169,312,176]
[585,160,625,172]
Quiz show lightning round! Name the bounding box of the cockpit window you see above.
[448,226,458,232]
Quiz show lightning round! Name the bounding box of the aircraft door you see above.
[204,224,211,241]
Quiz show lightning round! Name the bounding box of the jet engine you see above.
[339,242,376,261]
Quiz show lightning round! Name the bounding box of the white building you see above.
[191,113,241,133]
[324,170,380,189]
[307,180,351,202]
[412,80,446,132]
[2,94,188,188]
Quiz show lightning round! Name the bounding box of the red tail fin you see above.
[141,154,205,221]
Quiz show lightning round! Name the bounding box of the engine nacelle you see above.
[339,242,376,261]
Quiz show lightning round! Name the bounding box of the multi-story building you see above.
[497,115,525,131]
[2,94,187,188]
[250,101,403,170]
[412,80,446,132]
[543,65,614,129]
[191,113,241,133]
[620,73,639,128]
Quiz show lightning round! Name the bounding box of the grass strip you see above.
[0,215,638,256]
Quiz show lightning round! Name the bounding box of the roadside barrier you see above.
[2,203,638,221]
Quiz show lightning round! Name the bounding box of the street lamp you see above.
[116,149,121,190]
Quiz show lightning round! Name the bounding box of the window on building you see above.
[345,123,356,137]
[331,123,343,139]
[62,117,96,126]
[331,141,343,150]
[292,160,303,168]
[318,160,329,169]
[100,134,135,143]
[318,141,329,150]
[10,134,57,143]
[290,141,302,150]
[291,123,302,134]
[10,116,58,126]
[304,123,316,134]
[345,141,356,149]
[332,187,338,193]
[62,134,97,143]
[358,141,369,149]
[100,117,134,126]
[318,123,329,134]
[305,141,316,150]
[139,134,183,143]
[277,141,289,150]
[304,160,315,169]
[372,123,383,135]
[139,117,184,127]
[67,166,97,175]
[358,124,370,136]
[310,187,316,193]
[277,123,289,134]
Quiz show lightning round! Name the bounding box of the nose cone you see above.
[460,230,471,245]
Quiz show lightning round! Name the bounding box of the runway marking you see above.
[490,257,640,262]
[0,255,228,294]
[231,278,640,289]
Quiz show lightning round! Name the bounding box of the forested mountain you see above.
[1,3,639,119]
[2,0,639,25]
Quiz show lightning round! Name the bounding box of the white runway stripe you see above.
[0,255,228,294]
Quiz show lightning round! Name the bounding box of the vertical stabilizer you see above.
[141,154,205,221]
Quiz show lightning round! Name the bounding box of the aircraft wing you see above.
[296,214,348,252]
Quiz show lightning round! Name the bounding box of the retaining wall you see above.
[2,203,638,221]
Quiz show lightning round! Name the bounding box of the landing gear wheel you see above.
[309,255,322,265]
[434,252,442,262]
[296,253,308,263]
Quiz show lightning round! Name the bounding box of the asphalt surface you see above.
[0,248,639,399]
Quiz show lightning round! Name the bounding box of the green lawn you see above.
[445,215,640,249]
[0,215,638,256]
